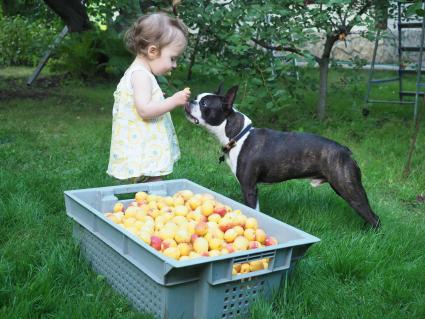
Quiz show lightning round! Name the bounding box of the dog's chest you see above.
[206,113,252,178]
[226,133,249,177]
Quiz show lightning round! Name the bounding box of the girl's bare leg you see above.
[146,176,162,182]
[130,176,163,184]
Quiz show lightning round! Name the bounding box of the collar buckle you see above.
[219,124,253,164]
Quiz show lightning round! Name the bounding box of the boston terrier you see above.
[184,84,381,229]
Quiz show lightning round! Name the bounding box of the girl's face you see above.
[148,41,185,76]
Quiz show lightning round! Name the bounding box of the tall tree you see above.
[180,0,380,119]
[43,0,91,32]
[236,1,376,120]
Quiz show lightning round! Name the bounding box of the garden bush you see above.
[50,28,133,79]
[0,15,58,67]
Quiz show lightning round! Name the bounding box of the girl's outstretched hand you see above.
[172,87,191,106]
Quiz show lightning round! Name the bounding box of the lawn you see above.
[0,66,424,319]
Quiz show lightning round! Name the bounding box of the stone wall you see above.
[304,23,424,66]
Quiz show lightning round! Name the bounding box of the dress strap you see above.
[129,63,153,77]
[126,63,156,91]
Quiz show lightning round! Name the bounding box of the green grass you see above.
[1,66,424,319]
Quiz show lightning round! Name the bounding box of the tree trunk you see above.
[187,0,212,80]
[111,1,141,33]
[1,0,16,16]
[316,34,338,120]
[317,57,329,120]
[403,101,423,178]
[43,0,91,32]
[187,30,201,81]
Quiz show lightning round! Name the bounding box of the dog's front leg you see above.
[240,182,258,210]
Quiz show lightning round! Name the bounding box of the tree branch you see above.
[336,5,342,19]
[251,37,320,63]
[346,0,373,33]
[251,38,302,55]
[216,0,233,6]
[342,1,354,26]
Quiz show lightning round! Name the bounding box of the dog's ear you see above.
[223,85,238,112]
[215,81,225,96]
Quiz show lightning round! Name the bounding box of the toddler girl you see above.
[107,12,190,183]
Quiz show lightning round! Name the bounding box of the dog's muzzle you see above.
[184,103,199,124]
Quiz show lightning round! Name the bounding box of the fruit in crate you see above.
[224,228,238,243]
[193,237,209,254]
[194,221,208,236]
[105,190,279,271]
[178,243,192,256]
[135,191,148,203]
[201,200,215,216]
[150,236,162,251]
[163,247,180,259]
[265,236,278,246]
[175,228,191,243]
[255,229,267,244]
[233,236,249,251]
[113,202,124,212]
[232,258,271,275]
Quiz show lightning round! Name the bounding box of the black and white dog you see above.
[185,84,381,229]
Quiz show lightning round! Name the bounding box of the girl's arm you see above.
[132,70,189,120]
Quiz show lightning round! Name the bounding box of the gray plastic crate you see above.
[64,179,319,319]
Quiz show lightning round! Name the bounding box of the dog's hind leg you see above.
[327,158,381,229]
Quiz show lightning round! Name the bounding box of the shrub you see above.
[50,27,132,79]
[0,15,58,67]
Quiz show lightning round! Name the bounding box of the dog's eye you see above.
[200,100,206,107]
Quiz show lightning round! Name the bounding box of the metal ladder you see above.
[364,1,425,120]
[27,26,69,86]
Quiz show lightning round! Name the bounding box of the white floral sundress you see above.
[107,63,180,180]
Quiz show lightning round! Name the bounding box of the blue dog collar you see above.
[219,124,253,163]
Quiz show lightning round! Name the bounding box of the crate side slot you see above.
[73,224,166,319]
[93,218,174,285]
[68,197,176,285]
[124,237,203,286]
[195,268,286,319]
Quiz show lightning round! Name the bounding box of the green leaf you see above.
[157,75,168,85]
[252,78,262,85]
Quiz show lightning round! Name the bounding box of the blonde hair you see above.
[125,12,188,56]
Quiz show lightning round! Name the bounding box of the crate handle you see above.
[231,251,275,277]
[232,250,276,264]
[206,248,292,285]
